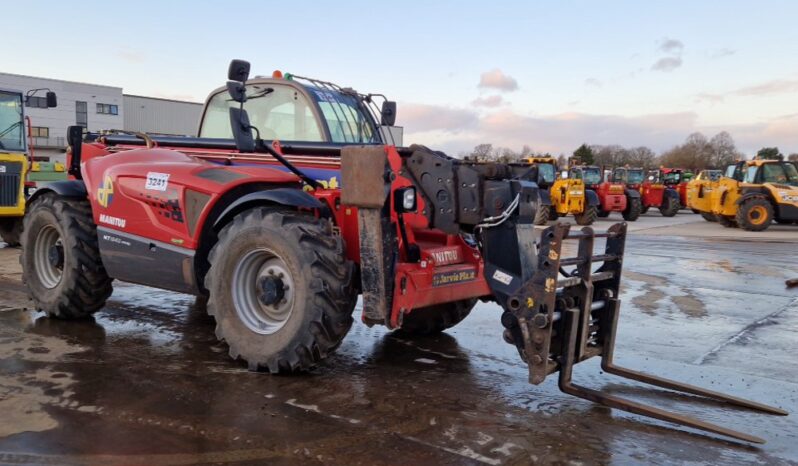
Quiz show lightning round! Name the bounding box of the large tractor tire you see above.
[659,196,680,217]
[736,197,773,232]
[700,212,718,222]
[206,208,357,372]
[596,207,610,218]
[533,205,552,225]
[21,193,113,319]
[622,197,642,221]
[640,205,650,215]
[398,298,477,336]
[574,205,598,226]
[717,215,737,228]
[0,217,23,247]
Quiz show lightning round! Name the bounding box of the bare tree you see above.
[789,153,798,162]
[709,131,743,167]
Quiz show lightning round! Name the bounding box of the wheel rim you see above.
[34,224,64,289]
[748,206,767,225]
[232,248,295,335]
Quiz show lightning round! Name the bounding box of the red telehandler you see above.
[20,60,785,443]
[568,165,642,220]
[611,167,680,217]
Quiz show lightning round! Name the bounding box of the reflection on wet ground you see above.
[0,235,797,465]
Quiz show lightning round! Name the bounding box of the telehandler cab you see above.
[686,169,723,221]
[570,165,642,221]
[611,167,680,217]
[20,60,785,443]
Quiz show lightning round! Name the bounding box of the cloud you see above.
[478,69,519,92]
[584,78,602,88]
[652,38,684,72]
[651,57,683,72]
[710,48,736,59]
[471,95,504,108]
[659,39,684,54]
[734,79,798,96]
[695,78,798,104]
[399,103,479,133]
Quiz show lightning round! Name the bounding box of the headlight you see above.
[394,187,417,212]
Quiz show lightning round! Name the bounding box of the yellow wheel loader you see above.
[711,158,798,231]
[686,169,722,222]
[0,88,57,245]
[525,157,599,225]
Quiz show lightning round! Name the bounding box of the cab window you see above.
[200,84,324,142]
[310,89,378,144]
[783,163,798,186]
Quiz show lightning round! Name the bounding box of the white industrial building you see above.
[0,72,202,163]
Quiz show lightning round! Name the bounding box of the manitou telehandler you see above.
[525,157,599,225]
[20,60,785,443]
[569,165,642,221]
[611,167,680,217]
[0,87,57,245]
[660,167,691,208]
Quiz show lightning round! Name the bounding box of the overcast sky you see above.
[5,0,798,155]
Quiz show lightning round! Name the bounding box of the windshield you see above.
[200,84,324,141]
[583,167,602,185]
[787,164,798,186]
[308,88,379,144]
[627,169,645,184]
[538,163,556,184]
[662,171,681,184]
[754,163,798,186]
[0,91,24,152]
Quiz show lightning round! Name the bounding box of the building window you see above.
[25,96,50,108]
[76,101,88,128]
[96,103,119,115]
[30,127,49,138]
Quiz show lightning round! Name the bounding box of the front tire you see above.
[659,196,680,217]
[0,217,23,247]
[21,194,113,319]
[622,197,642,221]
[533,205,552,225]
[574,205,598,226]
[736,197,773,232]
[206,208,357,372]
[398,299,477,336]
[700,212,717,222]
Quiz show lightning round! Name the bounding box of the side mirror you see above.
[46,91,57,108]
[381,101,397,126]
[226,81,247,103]
[66,125,84,177]
[228,59,251,83]
[229,107,255,153]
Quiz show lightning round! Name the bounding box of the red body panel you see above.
[78,142,490,328]
[592,182,627,212]
[638,183,665,208]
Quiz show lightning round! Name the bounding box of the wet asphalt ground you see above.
[0,212,797,465]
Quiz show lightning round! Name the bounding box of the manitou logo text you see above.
[99,214,126,228]
[430,249,460,265]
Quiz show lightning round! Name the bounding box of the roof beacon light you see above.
[272,70,283,79]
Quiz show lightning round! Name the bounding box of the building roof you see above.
[0,71,123,91]
[123,94,202,105]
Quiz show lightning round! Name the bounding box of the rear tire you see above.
[574,205,598,226]
[736,197,773,232]
[596,208,610,218]
[717,215,737,228]
[533,205,552,225]
[622,197,642,221]
[205,208,357,372]
[700,212,717,222]
[21,194,113,319]
[0,217,22,247]
[397,299,477,336]
[659,196,680,217]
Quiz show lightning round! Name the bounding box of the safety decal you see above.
[492,269,513,286]
[145,172,170,191]
[97,176,114,208]
[432,270,477,287]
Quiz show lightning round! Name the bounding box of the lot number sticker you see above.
[145,172,170,191]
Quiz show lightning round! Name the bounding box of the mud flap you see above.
[340,146,395,326]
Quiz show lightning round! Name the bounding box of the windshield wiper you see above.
[226,88,274,103]
[0,121,21,139]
